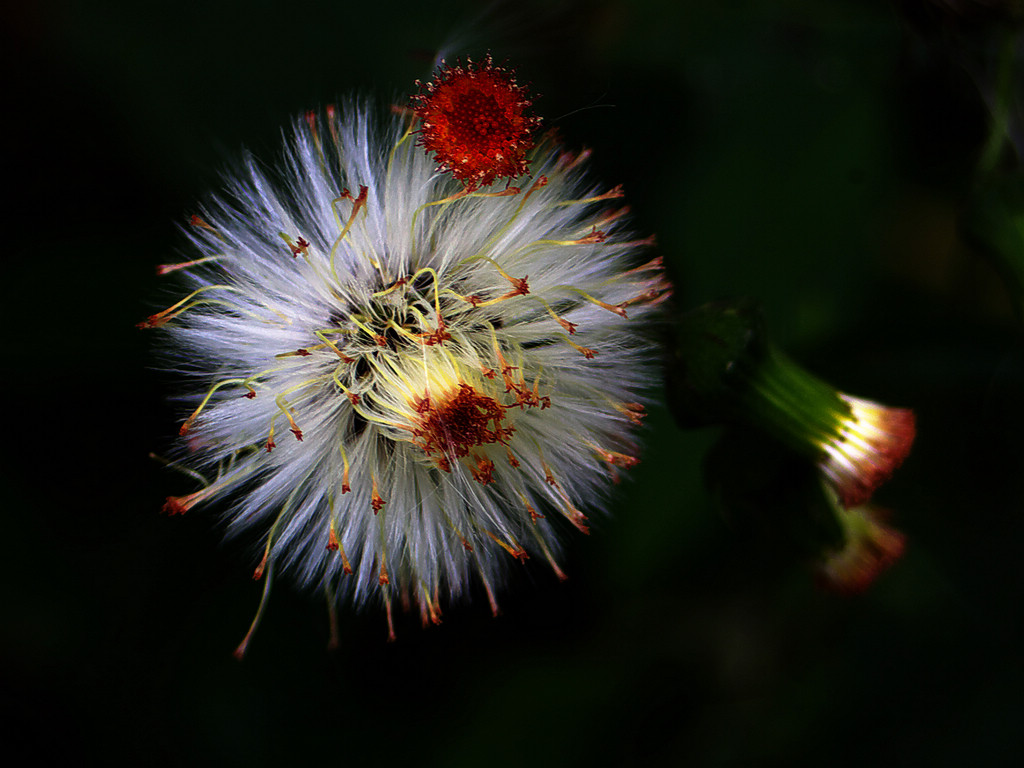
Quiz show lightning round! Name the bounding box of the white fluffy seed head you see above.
[150,101,671,621]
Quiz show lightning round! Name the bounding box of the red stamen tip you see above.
[162,497,188,515]
[508,276,529,296]
[472,456,495,485]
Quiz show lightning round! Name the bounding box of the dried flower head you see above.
[819,396,916,509]
[411,54,541,189]
[668,299,916,511]
[143,97,669,650]
[816,503,906,594]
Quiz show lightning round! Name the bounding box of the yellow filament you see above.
[233,558,274,660]
[477,179,548,253]
[553,286,628,318]
[142,285,248,324]
[328,187,376,282]
[562,335,598,358]
[347,395,408,430]
[528,525,568,581]
[457,254,518,284]
[274,394,302,437]
[529,296,578,333]
[552,185,625,207]
[156,255,226,274]
[275,344,331,358]
[326,488,353,571]
[147,453,210,487]
[484,530,527,561]
[409,188,471,258]
[385,121,416,185]
[385,318,423,344]
[407,267,444,318]
[362,389,417,420]
[180,377,256,433]
[339,445,351,494]
[313,329,354,361]
[330,368,361,403]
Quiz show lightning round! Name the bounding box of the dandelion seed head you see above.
[146,91,669,641]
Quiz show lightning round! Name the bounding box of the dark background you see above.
[4,0,1024,765]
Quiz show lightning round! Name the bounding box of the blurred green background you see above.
[4,0,1024,765]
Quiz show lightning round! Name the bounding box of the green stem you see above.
[734,346,847,459]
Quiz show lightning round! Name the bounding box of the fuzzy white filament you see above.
[149,102,670,641]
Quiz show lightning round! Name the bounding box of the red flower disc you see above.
[412,55,542,189]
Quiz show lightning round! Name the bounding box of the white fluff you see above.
[151,102,669,625]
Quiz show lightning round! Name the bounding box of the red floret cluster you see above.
[411,54,542,189]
